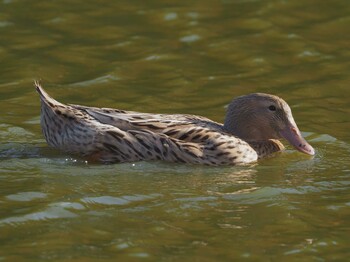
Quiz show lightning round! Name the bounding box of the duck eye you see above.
[268,105,276,111]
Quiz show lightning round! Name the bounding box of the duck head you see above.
[223,93,315,155]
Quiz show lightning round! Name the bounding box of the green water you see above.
[1,0,350,261]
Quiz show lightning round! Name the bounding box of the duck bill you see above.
[279,124,315,155]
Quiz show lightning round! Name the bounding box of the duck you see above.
[34,81,314,166]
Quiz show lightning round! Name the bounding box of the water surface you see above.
[1,0,350,261]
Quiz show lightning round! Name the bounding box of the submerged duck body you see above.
[35,82,314,165]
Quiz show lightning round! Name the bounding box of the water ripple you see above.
[6,192,47,201]
[0,203,78,226]
[81,194,161,206]
[69,75,120,87]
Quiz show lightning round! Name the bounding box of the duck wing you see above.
[70,104,223,139]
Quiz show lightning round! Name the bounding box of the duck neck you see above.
[247,139,285,158]
[223,112,262,141]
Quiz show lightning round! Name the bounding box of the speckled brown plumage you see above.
[35,81,314,165]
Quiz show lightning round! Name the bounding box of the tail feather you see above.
[34,80,64,107]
